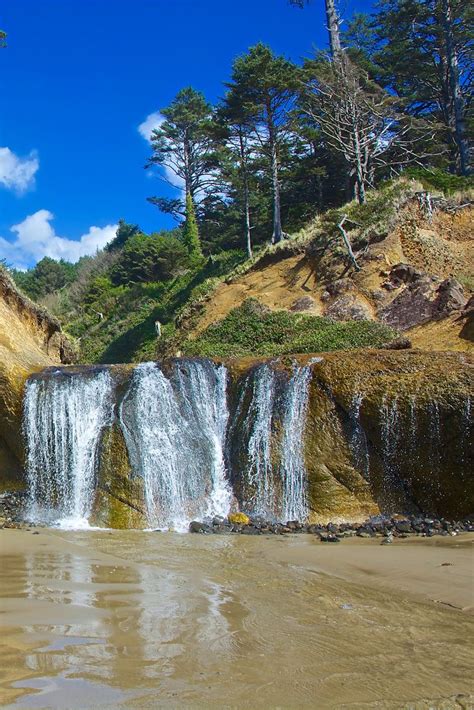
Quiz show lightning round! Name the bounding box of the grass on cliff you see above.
[67,250,248,363]
[181,299,397,358]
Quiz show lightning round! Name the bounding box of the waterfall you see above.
[241,364,277,518]
[24,369,113,528]
[119,360,232,530]
[380,396,407,508]
[348,392,370,479]
[236,363,312,522]
[279,365,312,522]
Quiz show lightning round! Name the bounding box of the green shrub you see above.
[111,231,189,285]
[403,168,474,195]
[182,298,397,358]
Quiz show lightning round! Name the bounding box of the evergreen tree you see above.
[344,0,472,174]
[226,44,297,243]
[218,88,260,258]
[182,191,203,261]
[106,219,141,252]
[146,87,218,218]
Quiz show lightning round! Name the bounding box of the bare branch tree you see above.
[299,57,440,203]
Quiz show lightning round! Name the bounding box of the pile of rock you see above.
[0,490,29,529]
[188,513,474,539]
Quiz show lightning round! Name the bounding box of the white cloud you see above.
[138,111,165,142]
[0,210,118,268]
[0,147,39,193]
[138,111,185,191]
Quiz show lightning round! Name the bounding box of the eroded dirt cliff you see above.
[0,270,73,487]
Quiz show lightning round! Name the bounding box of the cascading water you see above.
[24,369,113,528]
[348,392,370,479]
[380,396,409,507]
[279,364,312,522]
[241,364,277,518]
[119,360,232,530]
[235,362,313,521]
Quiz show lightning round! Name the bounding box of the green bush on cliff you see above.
[182,298,397,358]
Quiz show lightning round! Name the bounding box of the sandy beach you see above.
[0,529,473,709]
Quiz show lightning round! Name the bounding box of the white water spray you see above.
[24,369,113,528]
[119,361,232,530]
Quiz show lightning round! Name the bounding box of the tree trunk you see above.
[183,133,192,198]
[267,105,282,245]
[271,138,283,244]
[239,132,253,259]
[442,0,470,175]
[352,123,366,204]
[325,0,342,59]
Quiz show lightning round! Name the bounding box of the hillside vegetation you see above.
[7,177,473,363]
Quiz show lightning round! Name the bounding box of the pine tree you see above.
[146,87,218,219]
[226,44,297,244]
[344,0,472,175]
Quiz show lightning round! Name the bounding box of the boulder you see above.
[379,264,466,331]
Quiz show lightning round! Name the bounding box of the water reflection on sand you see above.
[0,530,473,709]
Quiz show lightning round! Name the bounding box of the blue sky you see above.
[0,0,371,268]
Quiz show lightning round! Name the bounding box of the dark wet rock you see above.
[241,525,260,535]
[189,521,213,534]
[394,520,412,534]
[213,523,232,534]
[286,520,304,531]
[320,533,340,543]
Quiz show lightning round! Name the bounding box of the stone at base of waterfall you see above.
[320,533,340,543]
[189,521,213,534]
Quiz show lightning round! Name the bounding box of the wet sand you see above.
[0,529,473,709]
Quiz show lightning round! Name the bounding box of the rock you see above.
[394,520,412,534]
[189,521,213,534]
[380,336,412,350]
[241,525,260,535]
[213,523,232,534]
[389,263,423,285]
[434,277,466,317]
[286,520,304,531]
[325,295,372,322]
[326,278,355,296]
[228,512,250,526]
[320,533,340,543]
[379,269,466,331]
[290,296,316,312]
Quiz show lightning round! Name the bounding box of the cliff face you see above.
[0,270,73,488]
[181,193,473,355]
[19,351,473,528]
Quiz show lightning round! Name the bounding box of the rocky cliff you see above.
[19,351,474,527]
[180,187,473,355]
[0,269,72,488]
